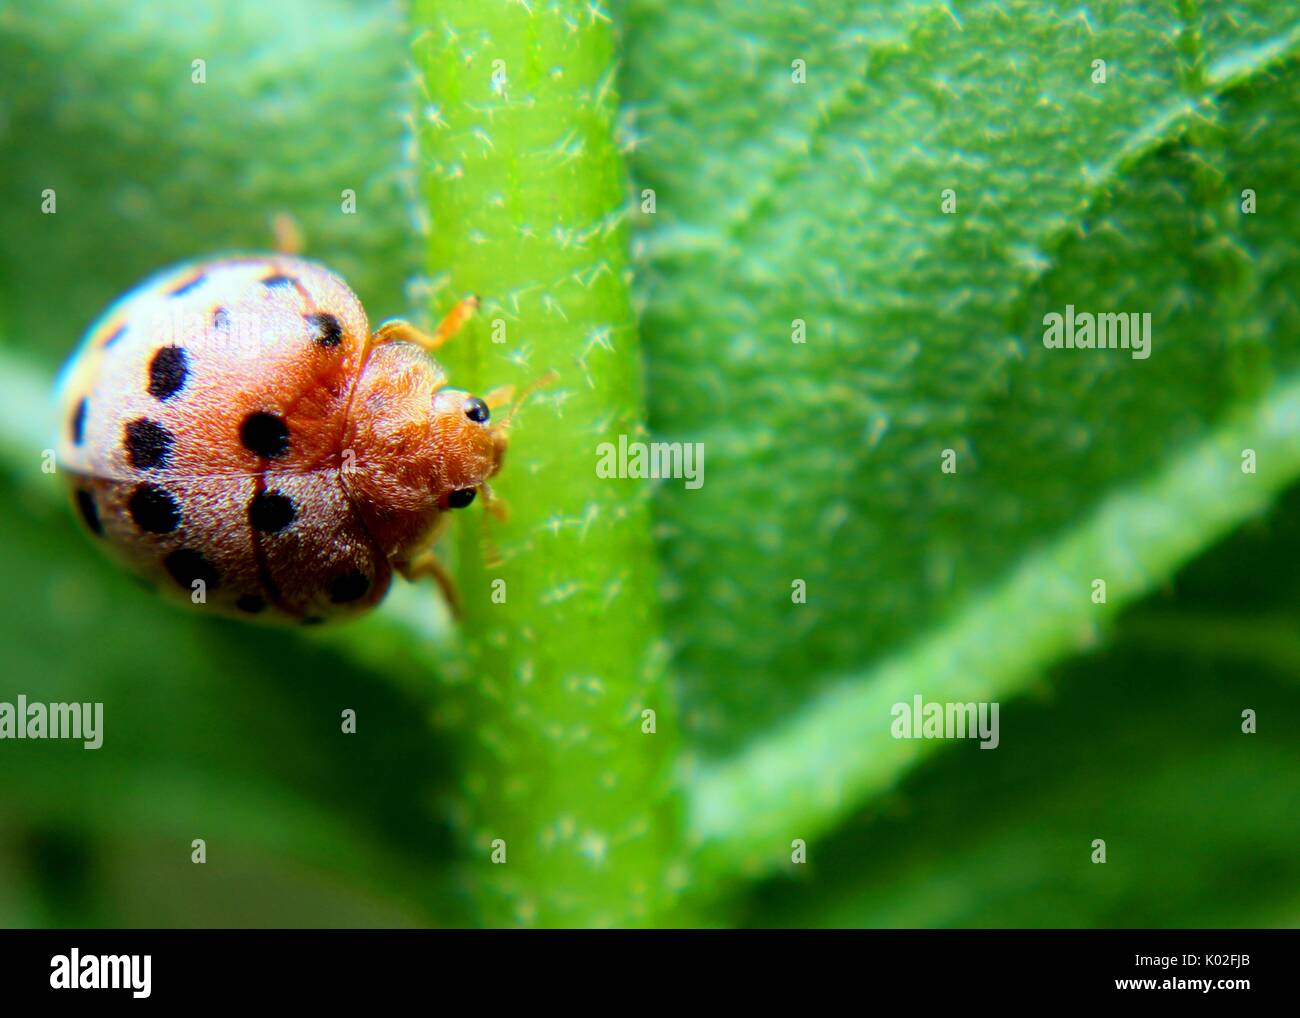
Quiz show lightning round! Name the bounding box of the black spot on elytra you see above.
[237,594,266,614]
[328,571,370,604]
[147,345,188,401]
[248,491,295,533]
[240,412,289,458]
[124,418,174,470]
[70,398,87,445]
[213,308,230,331]
[305,312,343,348]
[75,489,102,536]
[261,274,295,289]
[101,324,126,348]
[168,273,206,297]
[163,548,220,591]
[128,483,181,534]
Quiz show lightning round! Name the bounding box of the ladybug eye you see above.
[464,397,490,424]
[447,488,476,509]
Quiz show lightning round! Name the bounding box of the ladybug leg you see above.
[473,484,509,569]
[396,548,462,619]
[271,212,304,255]
[480,481,510,523]
[372,296,480,354]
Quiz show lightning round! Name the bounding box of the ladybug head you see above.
[430,371,557,512]
[429,388,499,511]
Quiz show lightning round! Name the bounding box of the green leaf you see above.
[743,501,1300,927]
[746,635,1300,928]
[621,0,1300,882]
[687,372,1300,875]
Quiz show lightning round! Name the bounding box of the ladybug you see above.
[56,254,520,624]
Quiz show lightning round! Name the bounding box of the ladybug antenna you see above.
[496,369,560,434]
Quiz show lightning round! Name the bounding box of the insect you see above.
[56,254,531,624]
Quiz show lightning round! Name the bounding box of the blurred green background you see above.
[1,0,1299,927]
